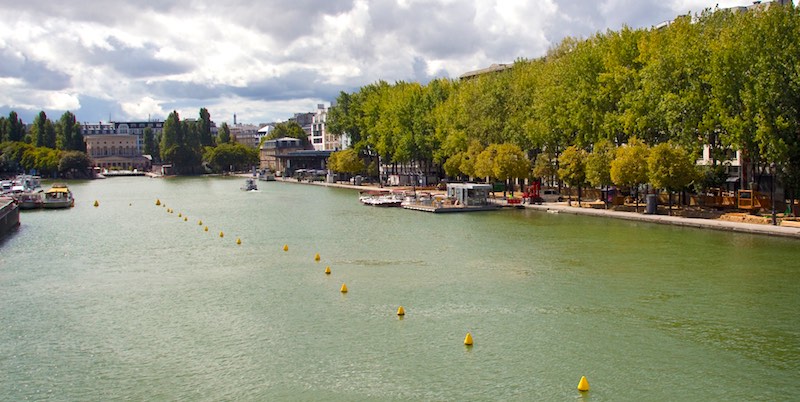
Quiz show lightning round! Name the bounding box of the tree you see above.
[58,151,92,177]
[558,145,587,205]
[203,143,258,172]
[328,148,365,176]
[269,121,310,148]
[217,122,231,145]
[198,108,214,147]
[611,137,650,211]
[647,142,697,214]
[586,139,616,206]
[532,152,558,187]
[160,111,181,164]
[31,111,48,147]
[0,116,6,142]
[143,127,155,156]
[7,111,24,142]
[491,143,530,194]
[56,111,83,151]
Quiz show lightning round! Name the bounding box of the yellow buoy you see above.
[198,220,202,225]
[283,244,289,252]
[204,226,209,232]
[236,238,241,245]
[314,253,321,261]
[178,213,182,217]
[156,199,161,206]
[577,376,589,392]
[340,283,348,293]
[93,200,99,207]
[464,332,473,346]
[397,306,405,316]
[184,217,187,221]
[219,231,224,238]
[325,266,331,275]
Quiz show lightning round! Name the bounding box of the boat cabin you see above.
[446,183,492,207]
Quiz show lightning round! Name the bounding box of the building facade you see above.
[310,104,340,151]
[230,124,260,148]
[260,137,304,173]
[82,121,164,154]
[85,134,150,171]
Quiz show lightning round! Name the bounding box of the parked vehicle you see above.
[540,189,564,203]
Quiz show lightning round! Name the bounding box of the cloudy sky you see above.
[0,0,794,126]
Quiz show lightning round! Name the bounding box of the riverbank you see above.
[273,177,800,240]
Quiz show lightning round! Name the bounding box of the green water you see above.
[2,177,799,401]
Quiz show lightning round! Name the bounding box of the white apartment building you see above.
[310,104,340,151]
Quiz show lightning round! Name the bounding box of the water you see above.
[2,177,799,401]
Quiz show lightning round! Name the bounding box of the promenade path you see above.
[275,177,800,240]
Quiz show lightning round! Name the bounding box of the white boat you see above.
[359,190,404,207]
[258,171,276,181]
[16,191,43,209]
[241,178,258,191]
[42,183,74,209]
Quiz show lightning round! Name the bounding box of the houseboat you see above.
[42,183,74,209]
[402,183,499,213]
[0,196,20,238]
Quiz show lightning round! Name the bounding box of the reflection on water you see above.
[1,177,799,400]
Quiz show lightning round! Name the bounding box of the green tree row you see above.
[0,141,92,177]
[158,108,259,174]
[0,110,86,152]
[327,5,800,199]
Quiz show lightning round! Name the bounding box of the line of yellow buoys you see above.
[154,198,242,246]
[150,197,590,393]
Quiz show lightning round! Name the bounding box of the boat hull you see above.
[42,200,74,209]
[0,197,20,238]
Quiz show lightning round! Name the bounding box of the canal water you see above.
[1,177,799,401]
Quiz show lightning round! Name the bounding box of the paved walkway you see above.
[278,178,800,240]
[515,201,800,240]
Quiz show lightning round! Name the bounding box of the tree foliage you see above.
[217,122,231,145]
[328,148,365,175]
[203,143,258,173]
[268,121,309,148]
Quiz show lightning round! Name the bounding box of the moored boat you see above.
[0,196,20,238]
[258,171,276,181]
[42,183,74,209]
[16,191,43,209]
[359,190,404,207]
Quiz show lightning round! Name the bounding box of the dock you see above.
[402,203,501,213]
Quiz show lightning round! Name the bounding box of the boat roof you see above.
[45,186,71,194]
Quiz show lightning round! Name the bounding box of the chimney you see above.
[234,114,237,125]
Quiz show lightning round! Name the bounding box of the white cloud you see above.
[46,92,81,111]
[120,97,166,120]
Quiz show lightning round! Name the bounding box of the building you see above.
[82,121,164,153]
[459,63,513,80]
[85,134,150,171]
[310,104,340,151]
[260,137,305,173]
[289,112,315,139]
[230,124,260,148]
